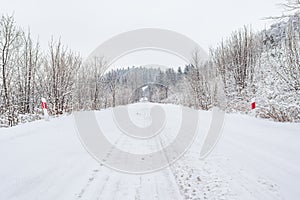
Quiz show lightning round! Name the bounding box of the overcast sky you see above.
[2,0,283,67]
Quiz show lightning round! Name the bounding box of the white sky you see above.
[1,0,283,67]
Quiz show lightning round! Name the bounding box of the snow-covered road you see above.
[0,103,299,200]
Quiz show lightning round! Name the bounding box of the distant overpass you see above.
[130,83,168,103]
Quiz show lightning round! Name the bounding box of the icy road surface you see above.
[0,103,299,200]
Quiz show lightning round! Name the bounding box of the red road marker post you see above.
[41,98,50,121]
[251,99,256,110]
[251,98,256,117]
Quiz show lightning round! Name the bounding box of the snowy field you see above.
[0,103,299,200]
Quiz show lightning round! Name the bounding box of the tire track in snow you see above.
[76,136,123,200]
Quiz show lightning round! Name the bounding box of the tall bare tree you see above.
[280,20,300,91]
[0,15,21,126]
[16,30,40,114]
[40,38,81,115]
